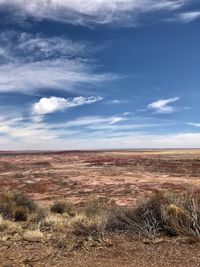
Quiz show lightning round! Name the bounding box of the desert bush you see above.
[105,193,165,239]
[132,193,165,238]
[120,190,200,239]
[13,206,28,221]
[69,211,108,238]
[161,190,200,237]
[105,205,135,232]
[50,199,75,216]
[0,190,37,221]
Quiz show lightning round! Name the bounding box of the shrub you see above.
[105,193,165,238]
[112,189,200,239]
[69,212,108,238]
[0,190,37,221]
[13,206,28,221]
[161,190,200,237]
[50,199,74,215]
[132,193,164,238]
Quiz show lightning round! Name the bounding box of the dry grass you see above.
[69,212,108,238]
[23,228,44,242]
[28,208,47,223]
[43,214,69,232]
[0,189,199,249]
[0,215,20,233]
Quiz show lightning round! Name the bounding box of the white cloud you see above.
[0,112,199,150]
[0,0,188,26]
[147,97,180,114]
[33,96,103,115]
[106,99,129,104]
[187,122,200,128]
[17,32,88,59]
[1,127,200,150]
[58,115,127,128]
[0,114,79,143]
[0,32,116,93]
[176,11,200,23]
[55,114,163,133]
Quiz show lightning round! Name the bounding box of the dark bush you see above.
[0,190,37,221]
[50,199,75,215]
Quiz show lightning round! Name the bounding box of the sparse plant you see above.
[84,196,109,217]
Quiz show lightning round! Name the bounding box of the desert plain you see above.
[0,150,200,267]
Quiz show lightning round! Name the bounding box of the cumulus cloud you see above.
[0,31,116,93]
[147,97,180,114]
[33,96,103,115]
[0,0,188,26]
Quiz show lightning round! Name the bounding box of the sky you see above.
[0,0,200,150]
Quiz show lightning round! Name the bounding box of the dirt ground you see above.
[0,235,200,267]
[0,150,200,266]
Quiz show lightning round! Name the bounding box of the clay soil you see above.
[0,150,200,266]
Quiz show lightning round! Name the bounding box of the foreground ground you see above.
[0,235,200,267]
[0,150,200,266]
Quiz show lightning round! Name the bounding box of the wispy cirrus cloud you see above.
[1,116,200,150]
[147,97,180,114]
[0,110,199,150]
[0,0,189,26]
[106,99,129,105]
[33,96,103,115]
[60,115,127,128]
[0,31,116,94]
[187,122,200,128]
[174,11,200,23]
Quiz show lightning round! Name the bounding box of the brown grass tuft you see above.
[23,228,44,242]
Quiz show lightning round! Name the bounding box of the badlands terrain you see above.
[0,150,200,205]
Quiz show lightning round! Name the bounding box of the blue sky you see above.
[0,0,200,150]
